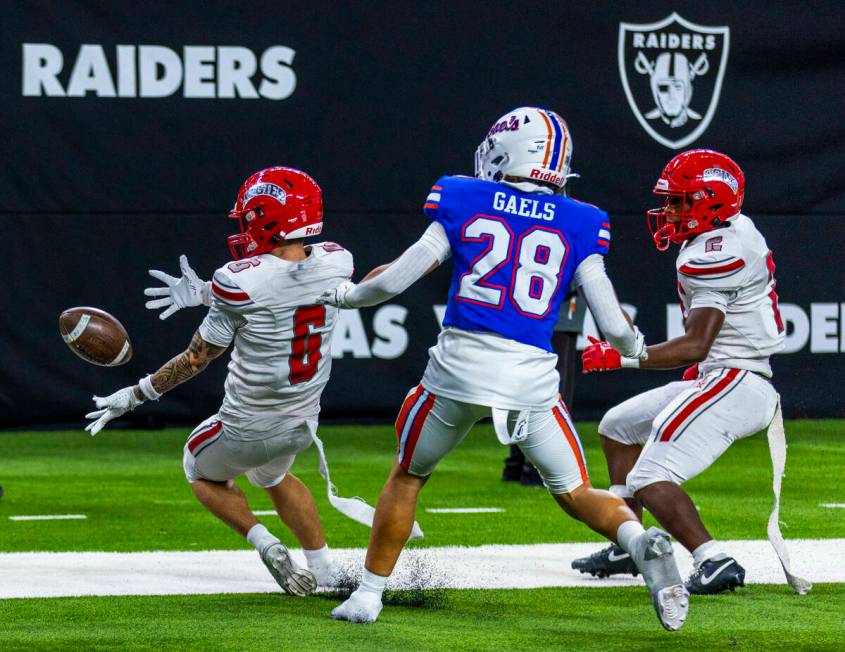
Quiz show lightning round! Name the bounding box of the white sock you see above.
[692,540,727,566]
[357,568,388,598]
[303,544,332,570]
[246,524,279,552]
[615,519,646,555]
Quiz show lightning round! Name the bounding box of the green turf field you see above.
[1,420,843,650]
[1,420,842,551]
[3,586,844,651]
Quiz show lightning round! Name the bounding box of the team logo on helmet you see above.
[618,13,730,149]
[243,182,287,205]
[702,167,738,192]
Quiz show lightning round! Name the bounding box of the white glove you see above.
[316,281,356,308]
[85,386,144,436]
[144,255,211,320]
[630,326,649,360]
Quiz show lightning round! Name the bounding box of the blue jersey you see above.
[424,175,611,352]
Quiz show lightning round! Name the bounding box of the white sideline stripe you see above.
[425,508,505,514]
[820,503,845,508]
[8,514,87,521]
[0,539,841,599]
[252,510,277,516]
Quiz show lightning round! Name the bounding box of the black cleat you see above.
[685,556,745,595]
[502,460,522,482]
[519,463,544,487]
[571,544,639,578]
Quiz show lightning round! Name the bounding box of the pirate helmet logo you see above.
[619,13,730,149]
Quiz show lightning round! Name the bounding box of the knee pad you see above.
[598,407,631,444]
[626,463,676,495]
[542,471,585,496]
[182,447,201,483]
[246,468,287,489]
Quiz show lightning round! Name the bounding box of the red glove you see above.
[681,364,699,381]
[581,336,622,373]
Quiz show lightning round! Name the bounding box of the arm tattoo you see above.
[148,331,227,395]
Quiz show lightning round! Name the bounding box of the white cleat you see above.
[260,542,317,597]
[630,526,689,631]
[331,589,384,623]
[654,585,690,632]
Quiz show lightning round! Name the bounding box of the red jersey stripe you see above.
[659,368,741,442]
[679,259,745,276]
[211,282,250,301]
[431,185,442,191]
[423,202,439,210]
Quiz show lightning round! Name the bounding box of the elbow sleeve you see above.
[578,264,645,358]
[344,227,445,308]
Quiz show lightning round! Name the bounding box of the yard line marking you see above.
[8,514,87,521]
[820,503,845,508]
[1,538,838,598]
[425,508,505,514]
[252,510,277,516]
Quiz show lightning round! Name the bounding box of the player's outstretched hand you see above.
[85,386,144,436]
[316,281,356,309]
[144,255,210,320]
[581,336,623,373]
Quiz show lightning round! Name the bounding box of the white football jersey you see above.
[422,328,560,411]
[198,242,353,439]
[676,214,784,377]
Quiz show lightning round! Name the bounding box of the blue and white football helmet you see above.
[474,106,576,194]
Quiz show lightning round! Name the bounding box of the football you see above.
[59,307,133,367]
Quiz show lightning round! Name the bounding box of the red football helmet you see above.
[647,149,745,251]
[227,167,323,259]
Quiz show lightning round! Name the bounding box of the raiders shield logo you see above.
[618,13,730,149]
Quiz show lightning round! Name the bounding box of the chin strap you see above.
[766,397,812,594]
[308,424,424,541]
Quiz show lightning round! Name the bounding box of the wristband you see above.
[201,281,212,307]
[138,374,162,401]
[620,356,641,369]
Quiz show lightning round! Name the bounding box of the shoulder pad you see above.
[210,264,254,307]
[678,233,745,282]
[565,197,611,255]
[311,242,354,276]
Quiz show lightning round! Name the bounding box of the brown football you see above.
[59,307,133,366]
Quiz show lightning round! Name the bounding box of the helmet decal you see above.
[701,167,738,193]
[243,182,287,205]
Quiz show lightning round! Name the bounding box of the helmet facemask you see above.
[646,149,745,251]
[227,207,269,260]
[647,187,725,250]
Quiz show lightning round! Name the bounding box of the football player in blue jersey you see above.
[318,107,688,630]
